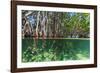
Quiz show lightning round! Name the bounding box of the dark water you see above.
[22,39,90,62]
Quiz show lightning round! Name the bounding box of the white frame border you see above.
[17,5,94,68]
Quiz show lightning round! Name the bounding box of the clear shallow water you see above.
[22,38,90,62]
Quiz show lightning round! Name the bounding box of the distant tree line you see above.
[22,10,90,38]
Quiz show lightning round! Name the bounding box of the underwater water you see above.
[22,38,90,62]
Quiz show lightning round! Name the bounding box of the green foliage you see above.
[22,11,90,38]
